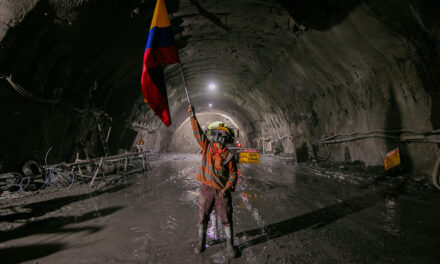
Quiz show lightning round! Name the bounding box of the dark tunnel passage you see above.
[0,0,440,263]
[1,0,439,176]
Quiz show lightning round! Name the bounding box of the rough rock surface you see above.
[0,0,439,182]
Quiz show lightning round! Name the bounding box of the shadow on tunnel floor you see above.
[0,206,123,243]
[0,243,67,264]
[0,183,131,224]
[235,194,380,250]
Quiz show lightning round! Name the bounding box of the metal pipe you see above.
[106,126,112,143]
[179,64,191,104]
[314,133,440,145]
[433,156,440,191]
[42,150,151,169]
[319,129,440,142]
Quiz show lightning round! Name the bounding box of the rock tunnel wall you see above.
[0,0,166,170]
[0,0,439,181]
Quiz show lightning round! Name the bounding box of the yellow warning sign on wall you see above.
[384,148,400,171]
[240,152,260,164]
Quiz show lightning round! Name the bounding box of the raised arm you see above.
[188,105,210,148]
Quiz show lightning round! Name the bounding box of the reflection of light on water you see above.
[207,210,223,242]
[178,190,199,203]
[383,198,401,236]
[240,195,266,233]
[240,190,261,201]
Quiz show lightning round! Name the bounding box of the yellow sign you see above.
[240,152,260,164]
[384,148,400,171]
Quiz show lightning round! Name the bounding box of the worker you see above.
[188,104,239,258]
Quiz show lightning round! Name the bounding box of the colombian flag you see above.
[141,0,180,127]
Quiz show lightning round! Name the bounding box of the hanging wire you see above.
[1,73,110,118]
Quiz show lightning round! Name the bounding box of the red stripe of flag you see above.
[141,0,180,127]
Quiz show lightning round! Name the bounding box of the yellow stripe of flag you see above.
[150,0,171,29]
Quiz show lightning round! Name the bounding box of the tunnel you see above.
[0,0,440,263]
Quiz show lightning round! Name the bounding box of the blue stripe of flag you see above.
[145,26,176,50]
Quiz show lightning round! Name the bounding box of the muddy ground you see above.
[1,154,439,263]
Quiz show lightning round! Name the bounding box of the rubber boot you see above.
[224,225,239,258]
[194,222,208,254]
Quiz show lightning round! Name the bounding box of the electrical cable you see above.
[1,73,110,118]
[4,74,60,104]
[313,143,330,161]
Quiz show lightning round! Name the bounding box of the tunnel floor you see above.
[1,154,440,264]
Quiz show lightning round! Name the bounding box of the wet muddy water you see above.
[1,154,440,263]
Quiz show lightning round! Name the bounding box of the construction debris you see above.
[0,151,151,198]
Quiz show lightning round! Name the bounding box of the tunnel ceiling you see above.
[0,0,439,174]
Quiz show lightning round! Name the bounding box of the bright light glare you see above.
[209,103,212,107]
[208,83,216,90]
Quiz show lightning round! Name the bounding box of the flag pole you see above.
[179,63,191,104]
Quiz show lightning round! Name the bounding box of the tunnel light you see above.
[208,83,216,90]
